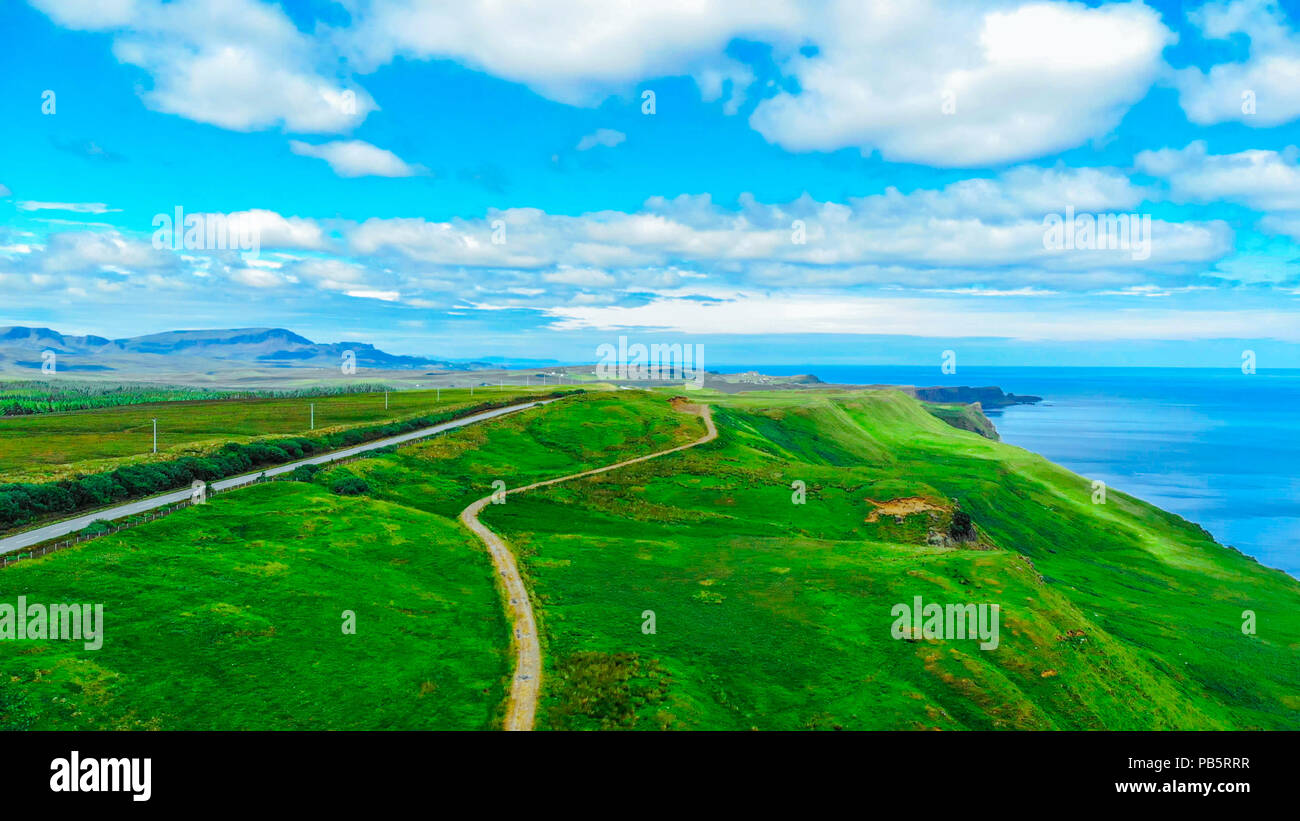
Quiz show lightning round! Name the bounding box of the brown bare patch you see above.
[865,496,944,523]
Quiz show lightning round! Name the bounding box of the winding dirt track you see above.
[459,402,716,731]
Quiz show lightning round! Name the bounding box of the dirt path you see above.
[459,401,716,731]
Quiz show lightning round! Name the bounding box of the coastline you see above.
[714,365,1300,579]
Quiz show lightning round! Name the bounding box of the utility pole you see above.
[470,384,474,396]
[152,418,157,454]
[310,403,314,430]
[436,387,440,402]
[384,390,388,410]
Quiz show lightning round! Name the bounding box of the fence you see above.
[0,476,266,568]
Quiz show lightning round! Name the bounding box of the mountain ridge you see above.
[0,325,482,372]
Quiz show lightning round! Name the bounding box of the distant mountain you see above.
[0,326,469,374]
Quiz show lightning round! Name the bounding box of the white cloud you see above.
[339,0,801,105]
[29,0,138,28]
[750,0,1173,166]
[229,266,284,288]
[289,140,423,178]
[1172,0,1300,127]
[332,1,1173,165]
[538,290,1300,341]
[0,164,1240,315]
[1136,141,1300,210]
[575,128,626,151]
[543,267,617,287]
[16,201,121,214]
[346,289,401,302]
[343,166,1223,278]
[1257,213,1300,240]
[207,209,331,250]
[42,231,177,273]
[32,0,373,133]
[32,0,1177,165]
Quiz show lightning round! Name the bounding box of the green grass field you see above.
[0,392,697,729]
[2,388,1297,730]
[479,389,1300,729]
[0,482,508,729]
[0,385,549,483]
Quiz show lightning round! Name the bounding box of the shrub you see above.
[288,464,321,483]
[330,476,371,496]
[81,519,114,537]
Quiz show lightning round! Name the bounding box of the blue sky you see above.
[1,0,1299,366]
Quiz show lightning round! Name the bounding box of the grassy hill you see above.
[0,392,696,729]
[2,388,1296,729]
[480,389,1300,729]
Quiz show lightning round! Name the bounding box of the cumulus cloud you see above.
[344,165,1224,277]
[39,230,178,273]
[0,165,1236,317]
[338,0,800,105]
[211,209,332,250]
[1137,142,1300,229]
[31,0,374,132]
[1172,0,1300,127]
[33,0,1180,166]
[229,265,285,289]
[750,0,1173,166]
[334,0,1173,165]
[1136,142,1300,244]
[289,140,423,178]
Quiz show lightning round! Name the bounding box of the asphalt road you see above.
[1,398,556,555]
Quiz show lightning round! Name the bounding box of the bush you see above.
[81,519,114,537]
[330,476,371,496]
[288,464,321,483]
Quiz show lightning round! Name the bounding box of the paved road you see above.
[1,398,558,556]
[461,402,717,731]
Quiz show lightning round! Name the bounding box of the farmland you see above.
[0,385,552,483]
[0,380,396,417]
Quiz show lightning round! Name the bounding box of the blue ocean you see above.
[722,365,1300,577]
